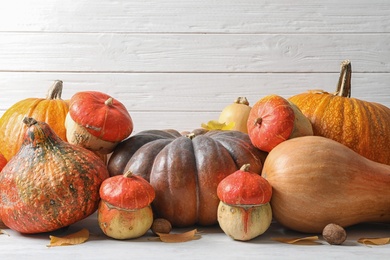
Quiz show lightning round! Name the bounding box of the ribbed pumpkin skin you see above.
[0,118,109,234]
[108,129,267,227]
[289,92,390,165]
[0,81,69,161]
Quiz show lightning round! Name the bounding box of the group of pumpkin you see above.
[0,60,389,242]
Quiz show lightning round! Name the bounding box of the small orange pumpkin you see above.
[0,80,69,160]
[98,170,155,239]
[289,60,390,165]
[65,91,133,154]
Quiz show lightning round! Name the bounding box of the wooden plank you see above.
[0,33,389,73]
[0,0,389,33]
[1,72,389,114]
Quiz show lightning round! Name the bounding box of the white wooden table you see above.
[1,213,389,259]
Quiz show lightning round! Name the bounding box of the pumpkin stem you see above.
[240,164,251,172]
[186,133,196,140]
[124,170,133,178]
[234,97,250,106]
[254,117,262,126]
[335,60,352,98]
[46,80,63,100]
[105,97,114,106]
[23,117,38,127]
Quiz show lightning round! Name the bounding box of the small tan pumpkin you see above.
[218,97,252,133]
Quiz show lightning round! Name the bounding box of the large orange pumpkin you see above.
[289,60,390,165]
[0,80,69,160]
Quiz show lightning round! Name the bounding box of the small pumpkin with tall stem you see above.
[98,170,155,240]
[65,91,133,154]
[217,164,273,241]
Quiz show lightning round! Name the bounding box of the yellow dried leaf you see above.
[358,237,390,246]
[201,120,235,131]
[47,228,89,247]
[155,229,201,243]
[272,236,321,245]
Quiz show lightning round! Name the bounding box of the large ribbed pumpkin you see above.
[289,60,390,165]
[0,117,109,234]
[0,80,69,160]
[108,129,267,227]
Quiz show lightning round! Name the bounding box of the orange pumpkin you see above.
[0,80,69,160]
[289,60,390,165]
[0,152,6,172]
[65,91,133,154]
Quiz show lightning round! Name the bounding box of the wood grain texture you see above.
[0,0,389,133]
[0,33,389,73]
[1,0,389,33]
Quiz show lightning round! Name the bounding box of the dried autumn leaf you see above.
[272,236,321,245]
[47,228,89,247]
[201,120,235,131]
[155,229,200,243]
[0,229,10,236]
[358,237,390,246]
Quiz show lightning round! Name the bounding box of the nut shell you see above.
[322,223,347,245]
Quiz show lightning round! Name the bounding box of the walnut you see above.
[322,223,347,245]
[151,218,172,235]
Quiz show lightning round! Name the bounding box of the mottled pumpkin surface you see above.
[289,92,390,165]
[289,61,390,166]
[0,118,109,234]
[108,129,267,227]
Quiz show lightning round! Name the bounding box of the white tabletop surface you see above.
[1,212,389,260]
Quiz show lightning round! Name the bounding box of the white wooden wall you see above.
[1,0,389,133]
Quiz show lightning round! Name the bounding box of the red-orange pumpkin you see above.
[98,170,155,239]
[0,80,69,161]
[289,60,390,165]
[0,117,109,234]
[108,129,267,227]
[66,91,133,154]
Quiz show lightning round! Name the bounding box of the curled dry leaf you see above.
[47,228,89,247]
[0,229,10,236]
[154,229,201,243]
[272,236,321,245]
[201,120,235,131]
[358,237,390,246]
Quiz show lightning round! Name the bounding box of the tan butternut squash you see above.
[261,135,390,233]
